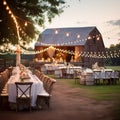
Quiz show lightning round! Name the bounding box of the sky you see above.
[37,0,120,48]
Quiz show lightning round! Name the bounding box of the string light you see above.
[2,0,32,45]
[3,0,20,41]
[24,21,28,26]
[77,34,80,38]
[66,32,70,37]
[3,1,6,5]
[0,44,119,58]
[55,30,58,34]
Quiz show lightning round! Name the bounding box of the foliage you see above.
[105,43,120,66]
[0,0,66,45]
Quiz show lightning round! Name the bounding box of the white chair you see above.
[112,70,120,84]
[102,71,112,85]
[54,69,62,78]
[93,71,101,85]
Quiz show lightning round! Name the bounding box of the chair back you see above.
[114,70,119,78]
[105,71,112,79]
[93,71,101,79]
[0,75,4,93]
[46,79,56,94]
[74,70,80,79]
[61,68,67,78]
[15,82,33,98]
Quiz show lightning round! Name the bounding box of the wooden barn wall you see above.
[83,28,105,68]
[75,46,84,62]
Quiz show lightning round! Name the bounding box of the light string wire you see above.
[2,0,32,47]
[3,0,20,41]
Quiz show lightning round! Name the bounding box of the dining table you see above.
[54,65,82,78]
[80,68,118,85]
[7,66,44,107]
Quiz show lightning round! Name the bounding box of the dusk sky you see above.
[42,0,120,48]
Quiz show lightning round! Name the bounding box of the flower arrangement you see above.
[20,71,30,82]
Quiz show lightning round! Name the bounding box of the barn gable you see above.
[35,26,101,46]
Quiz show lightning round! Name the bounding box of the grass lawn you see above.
[67,79,120,100]
[49,66,120,119]
[54,78,120,120]
[55,78,120,120]
[105,66,120,70]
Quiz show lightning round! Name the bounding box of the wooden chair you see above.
[36,79,56,109]
[34,69,41,78]
[8,66,13,77]
[74,70,80,84]
[0,69,9,85]
[15,82,33,111]
[61,68,67,78]
[0,75,9,110]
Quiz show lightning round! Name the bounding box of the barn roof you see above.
[35,26,98,46]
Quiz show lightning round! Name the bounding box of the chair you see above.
[34,69,41,78]
[36,79,56,109]
[74,70,80,84]
[93,71,101,85]
[61,68,67,78]
[0,69,9,85]
[54,69,62,79]
[66,68,74,79]
[8,66,13,77]
[0,75,9,110]
[103,71,112,85]
[47,66,54,74]
[15,82,33,111]
[112,70,120,84]
[40,65,47,74]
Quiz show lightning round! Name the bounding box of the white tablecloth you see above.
[80,68,118,85]
[7,67,44,107]
[93,69,115,79]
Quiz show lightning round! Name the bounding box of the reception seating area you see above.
[40,63,82,79]
[0,62,119,112]
[80,68,120,85]
[39,63,120,86]
[0,64,56,111]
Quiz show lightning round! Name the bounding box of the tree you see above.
[105,43,120,66]
[0,0,65,46]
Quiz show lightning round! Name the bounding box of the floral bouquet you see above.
[20,71,30,82]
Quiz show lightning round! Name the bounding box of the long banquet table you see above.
[7,66,44,107]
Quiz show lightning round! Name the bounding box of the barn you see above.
[35,26,105,68]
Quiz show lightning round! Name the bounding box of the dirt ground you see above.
[0,79,115,120]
